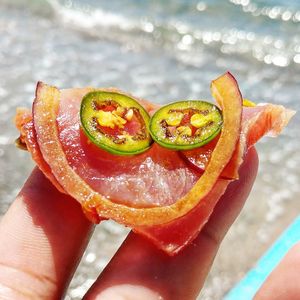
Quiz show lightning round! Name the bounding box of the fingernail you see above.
[95,284,164,300]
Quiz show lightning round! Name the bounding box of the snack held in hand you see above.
[15,72,295,255]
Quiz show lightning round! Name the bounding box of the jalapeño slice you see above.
[80,91,152,155]
[149,100,223,150]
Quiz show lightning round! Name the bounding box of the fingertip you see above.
[0,167,93,298]
[90,284,163,300]
[254,242,300,300]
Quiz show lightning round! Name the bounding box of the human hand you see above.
[0,147,279,300]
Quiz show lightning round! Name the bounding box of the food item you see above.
[149,100,223,150]
[15,73,294,255]
[80,90,152,155]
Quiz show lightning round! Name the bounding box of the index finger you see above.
[85,147,259,300]
[0,167,93,299]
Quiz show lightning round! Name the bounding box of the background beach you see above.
[0,0,299,298]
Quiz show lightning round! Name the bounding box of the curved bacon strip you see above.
[31,73,242,226]
[15,108,65,193]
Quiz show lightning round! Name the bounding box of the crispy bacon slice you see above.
[15,108,65,193]
[15,73,294,254]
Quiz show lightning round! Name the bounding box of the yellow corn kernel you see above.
[177,126,192,136]
[243,99,256,107]
[97,110,116,129]
[190,113,211,128]
[165,112,184,126]
[125,109,134,121]
[98,110,127,129]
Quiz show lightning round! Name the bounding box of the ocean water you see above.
[0,0,299,299]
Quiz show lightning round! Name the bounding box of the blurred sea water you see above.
[0,0,299,299]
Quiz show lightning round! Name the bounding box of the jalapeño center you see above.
[149,101,223,150]
[80,91,152,155]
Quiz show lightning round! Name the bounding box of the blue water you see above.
[0,0,299,299]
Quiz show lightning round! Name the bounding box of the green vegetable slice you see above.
[149,100,223,150]
[80,91,152,155]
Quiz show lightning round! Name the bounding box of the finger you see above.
[254,241,300,300]
[0,167,93,299]
[84,147,258,300]
[202,146,259,243]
